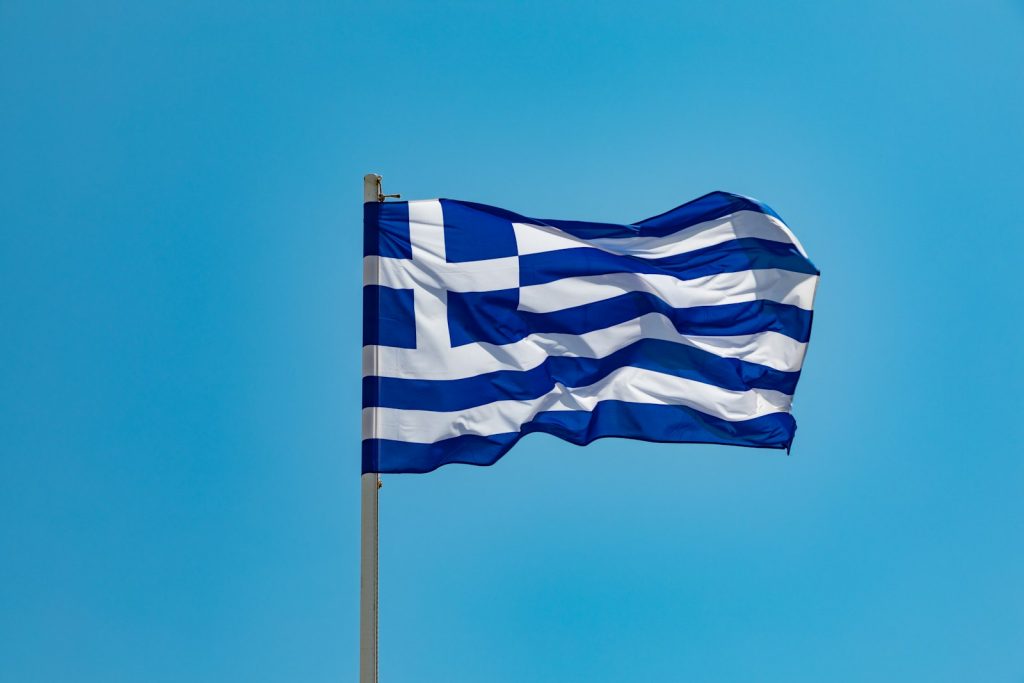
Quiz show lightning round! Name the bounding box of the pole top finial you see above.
[363,173,400,203]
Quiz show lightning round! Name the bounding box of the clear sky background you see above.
[2,2,1023,682]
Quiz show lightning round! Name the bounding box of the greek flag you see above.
[362,192,818,474]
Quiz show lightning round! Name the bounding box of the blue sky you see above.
[2,1,1023,681]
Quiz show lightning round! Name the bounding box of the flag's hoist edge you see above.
[362,191,819,474]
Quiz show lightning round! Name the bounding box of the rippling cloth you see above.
[362,192,818,473]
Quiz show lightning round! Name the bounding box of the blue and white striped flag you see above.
[362,192,818,473]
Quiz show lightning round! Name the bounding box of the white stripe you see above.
[363,365,792,443]
[406,201,451,356]
[520,269,817,314]
[513,209,809,259]
[363,312,807,379]
[364,255,519,292]
[408,200,446,262]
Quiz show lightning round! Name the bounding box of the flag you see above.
[362,191,818,473]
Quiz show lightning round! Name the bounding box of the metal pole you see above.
[358,471,379,683]
[360,173,381,683]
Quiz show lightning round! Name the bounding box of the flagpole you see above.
[360,173,381,683]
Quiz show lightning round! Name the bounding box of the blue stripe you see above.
[362,400,796,473]
[634,191,783,234]
[448,292,812,347]
[519,238,817,287]
[362,285,416,349]
[366,192,794,257]
[364,337,799,411]
[364,193,805,262]
[539,191,782,240]
[363,201,411,259]
[435,191,784,241]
